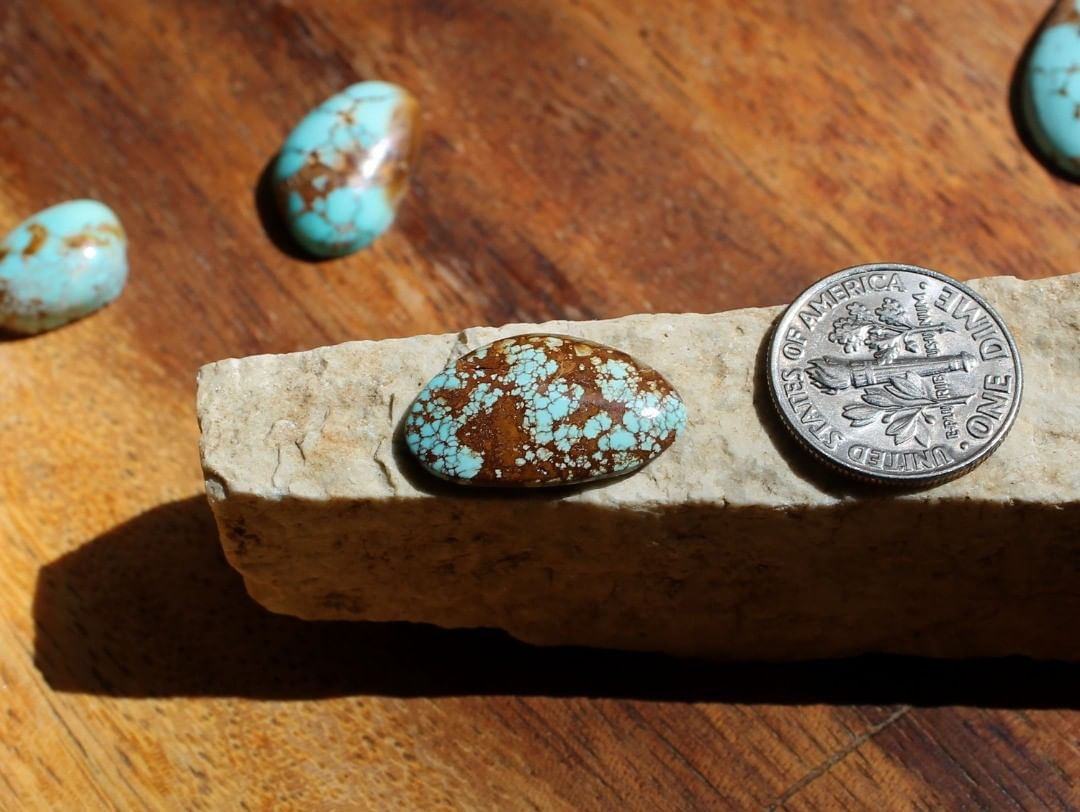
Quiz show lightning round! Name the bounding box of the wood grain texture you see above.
[1,0,1078,809]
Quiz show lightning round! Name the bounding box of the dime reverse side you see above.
[768,263,1023,486]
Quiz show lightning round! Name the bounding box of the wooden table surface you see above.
[2,1,1078,809]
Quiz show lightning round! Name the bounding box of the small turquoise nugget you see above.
[0,199,128,334]
[273,81,420,257]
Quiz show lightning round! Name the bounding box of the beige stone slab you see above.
[196,273,1080,660]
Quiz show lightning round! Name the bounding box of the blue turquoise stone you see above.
[404,334,688,487]
[273,81,420,257]
[0,200,128,334]
[1023,3,1080,177]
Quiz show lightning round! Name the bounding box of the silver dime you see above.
[767,263,1023,486]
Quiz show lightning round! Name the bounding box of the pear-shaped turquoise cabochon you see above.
[0,200,128,334]
[404,334,688,487]
[1023,2,1080,177]
[272,81,420,258]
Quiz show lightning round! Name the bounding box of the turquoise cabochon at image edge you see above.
[272,81,420,258]
[0,199,128,334]
[1023,1,1080,177]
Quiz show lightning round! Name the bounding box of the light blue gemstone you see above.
[273,81,419,258]
[0,200,128,335]
[403,334,687,487]
[1023,8,1080,177]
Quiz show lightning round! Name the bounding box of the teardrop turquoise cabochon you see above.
[1023,4,1080,177]
[272,81,420,258]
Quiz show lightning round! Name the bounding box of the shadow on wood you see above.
[0,328,35,343]
[32,496,1080,705]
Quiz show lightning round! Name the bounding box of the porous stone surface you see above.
[197,273,1080,660]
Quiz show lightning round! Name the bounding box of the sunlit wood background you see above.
[1,1,1077,808]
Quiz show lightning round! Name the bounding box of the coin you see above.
[767,263,1023,486]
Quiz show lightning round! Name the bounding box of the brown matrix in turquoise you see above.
[404,334,687,487]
